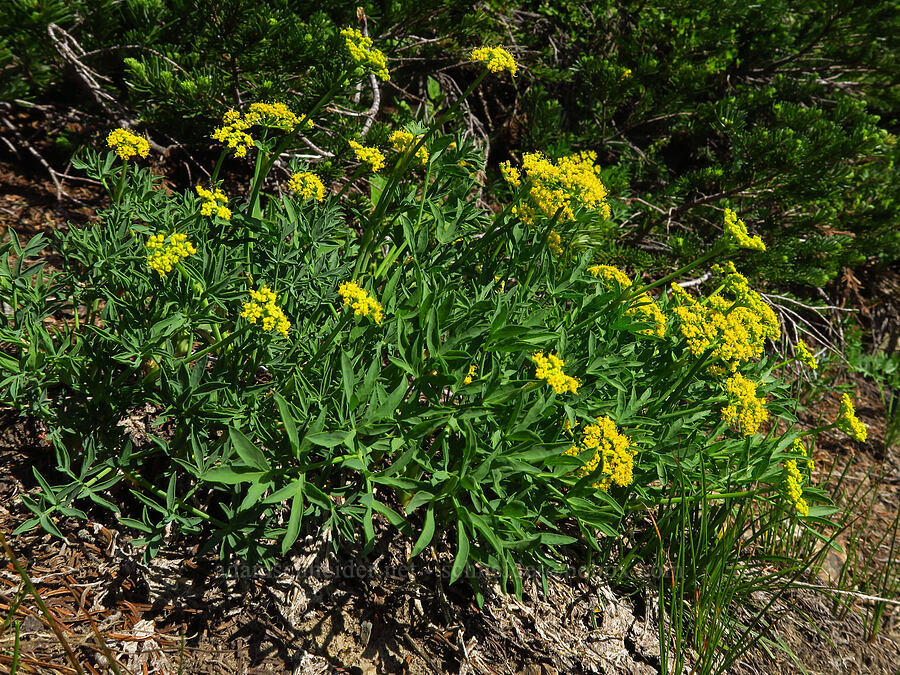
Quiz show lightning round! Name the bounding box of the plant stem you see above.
[185,330,240,364]
[622,245,724,305]
[210,149,227,184]
[114,161,128,206]
[354,70,490,277]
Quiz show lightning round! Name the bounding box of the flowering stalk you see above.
[353,69,491,277]
[247,78,347,217]
[620,244,725,307]
[114,161,128,206]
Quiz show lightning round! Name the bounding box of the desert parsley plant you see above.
[0,39,867,616]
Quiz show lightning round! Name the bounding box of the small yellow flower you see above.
[341,27,390,81]
[588,264,632,287]
[288,172,326,202]
[836,393,867,442]
[499,161,521,187]
[721,373,768,436]
[463,364,477,385]
[670,265,780,372]
[211,103,310,158]
[547,230,563,256]
[338,280,384,323]
[389,129,429,165]
[107,128,149,160]
[531,351,579,394]
[791,437,815,472]
[349,140,386,172]
[796,340,818,370]
[589,265,665,338]
[471,46,518,75]
[212,110,254,158]
[196,185,231,220]
[563,416,636,490]
[503,151,611,227]
[783,459,809,516]
[146,232,197,276]
[241,285,290,337]
[722,208,765,251]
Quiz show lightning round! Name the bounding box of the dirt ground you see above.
[1,157,899,674]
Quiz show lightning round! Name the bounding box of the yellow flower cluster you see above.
[783,459,809,516]
[107,128,149,160]
[288,172,326,202]
[212,110,254,157]
[349,140,386,172]
[547,230,564,256]
[146,232,196,276]
[471,46,518,75]
[588,265,666,338]
[244,102,309,131]
[836,393,867,442]
[722,208,765,251]
[241,285,290,337]
[671,268,780,372]
[796,339,818,370]
[563,416,636,490]
[791,437,815,473]
[196,185,231,220]
[463,364,477,385]
[389,129,429,165]
[212,103,312,157]
[338,280,384,323]
[500,151,611,227]
[341,27,390,81]
[531,352,579,394]
[721,373,768,436]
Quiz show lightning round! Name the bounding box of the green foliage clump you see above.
[1,50,861,590]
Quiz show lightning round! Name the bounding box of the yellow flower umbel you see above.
[471,46,518,75]
[196,185,231,220]
[146,232,197,276]
[341,27,390,81]
[338,281,384,323]
[212,110,254,158]
[107,128,149,160]
[563,416,636,490]
[501,151,611,228]
[791,437,815,472]
[721,373,768,436]
[241,285,290,337]
[288,172,326,202]
[243,102,307,131]
[836,393,867,442]
[722,208,765,252]
[588,265,666,338]
[796,340,818,370]
[349,140,386,172]
[783,459,809,516]
[389,129,429,165]
[531,351,579,394]
[671,264,780,372]
[212,103,312,157]
[463,364,477,385]
[547,230,564,257]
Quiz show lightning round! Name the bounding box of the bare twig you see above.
[0,113,88,204]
